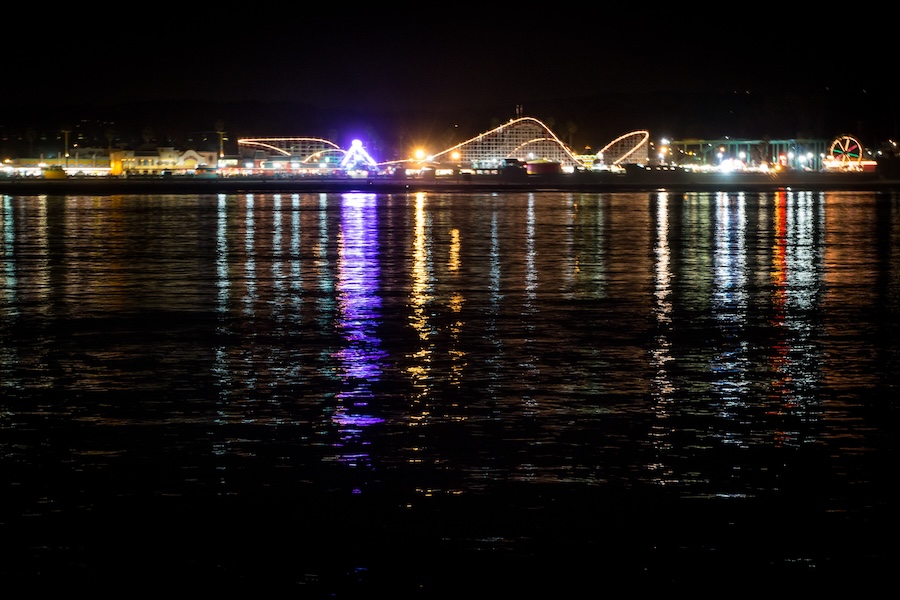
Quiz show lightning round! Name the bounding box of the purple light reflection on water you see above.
[331,193,386,466]
[332,412,385,427]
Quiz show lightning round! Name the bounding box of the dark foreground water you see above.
[1,190,897,595]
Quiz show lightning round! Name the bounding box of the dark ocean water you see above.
[1,190,897,596]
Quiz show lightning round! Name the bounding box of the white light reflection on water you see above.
[521,194,538,412]
[215,194,229,314]
[289,194,302,305]
[213,193,231,450]
[242,194,256,316]
[648,192,676,484]
[316,193,335,331]
[1,196,18,314]
[711,191,750,427]
[486,207,502,397]
[271,194,284,298]
[0,195,20,393]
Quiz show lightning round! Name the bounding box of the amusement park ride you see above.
[235,137,380,175]
[234,118,876,178]
[822,134,877,172]
[235,117,651,176]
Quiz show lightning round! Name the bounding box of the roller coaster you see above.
[237,117,650,173]
[425,117,647,170]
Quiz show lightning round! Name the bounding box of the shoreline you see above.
[2,170,899,195]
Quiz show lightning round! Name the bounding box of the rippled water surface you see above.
[1,190,897,595]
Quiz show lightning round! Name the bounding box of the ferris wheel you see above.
[828,135,863,169]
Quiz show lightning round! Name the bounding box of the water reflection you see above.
[0,196,21,392]
[711,192,750,446]
[447,226,465,387]
[639,190,836,494]
[571,194,609,298]
[649,192,675,484]
[332,193,385,470]
[408,192,435,409]
[216,194,229,313]
[769,191,825,447]
[0,190,896,589]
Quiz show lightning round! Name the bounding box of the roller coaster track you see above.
[431,117,585,169]
[239,123,651,170]
[596,130,650,166]
[237,137,346,164]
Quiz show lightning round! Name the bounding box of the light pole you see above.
[217,130,226,159]
[62,129,71,169]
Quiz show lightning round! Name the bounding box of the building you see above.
[110,147,218,176]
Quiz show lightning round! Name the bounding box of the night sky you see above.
[4,9,897,158]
